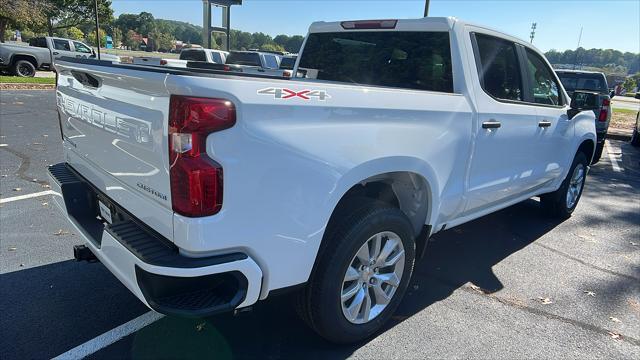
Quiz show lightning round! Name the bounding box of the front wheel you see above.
[297,200,416,343]
[540,151,588,219]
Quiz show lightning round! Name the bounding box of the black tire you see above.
[591,141,604,164]
[297,200,416,344]
[540,151,588,219]
[631,121,640,147]
[12,60,36,77]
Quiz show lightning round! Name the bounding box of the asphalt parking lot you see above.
[1,89,639,359]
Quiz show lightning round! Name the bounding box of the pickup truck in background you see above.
[224,50,286,76]
[555,70,612,163]
[50,17,598,343]
[0,36,119,77]
[132,48,229,68]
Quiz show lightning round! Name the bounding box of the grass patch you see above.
[611,107,637,115]
[0,76,55,84]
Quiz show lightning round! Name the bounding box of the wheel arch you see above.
[11,54,39,68]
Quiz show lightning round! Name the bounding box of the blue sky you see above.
[112,0,640,53]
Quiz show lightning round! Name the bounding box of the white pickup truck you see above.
[49,17,598,343]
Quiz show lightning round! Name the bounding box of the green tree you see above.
[67,26,84,40]
[622,72,640,92]
[85,27,105,47]
[0,0,51,42]
[43,0,113,36]
[260,43,285,53]
[123,29,138,50]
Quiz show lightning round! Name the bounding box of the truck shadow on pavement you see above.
[91,199,567,360]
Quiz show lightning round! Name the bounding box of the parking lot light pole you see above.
[94,0,101,59]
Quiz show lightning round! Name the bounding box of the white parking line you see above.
[52,311,164,360]
[0,190,59,204]
[605,141,622,172]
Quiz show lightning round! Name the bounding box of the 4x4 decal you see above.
[257,87,330,101]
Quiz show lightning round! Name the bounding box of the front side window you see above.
[298,31,453,93]
[473,33,523,101]
[73,41,92,54]
[525,48,562,106]
[53,39,71,51]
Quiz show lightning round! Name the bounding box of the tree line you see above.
[1,0,304,53]
[545,48,639,75]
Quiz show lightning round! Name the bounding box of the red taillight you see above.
[168,96,236,217]
[598,98,610,122]
[160,59,168,65]
[340,19,398,29]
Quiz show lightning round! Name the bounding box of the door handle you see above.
[482,120,501,129]
[53,52,59,55]
[538,121,552,128]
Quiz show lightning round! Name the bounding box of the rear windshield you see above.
[557,72,608,94]
[180,50,207,62]
[280,57,296,70]
[226,52,262,67]
[298,31,453,93]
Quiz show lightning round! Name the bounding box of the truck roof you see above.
[555,69,606,75]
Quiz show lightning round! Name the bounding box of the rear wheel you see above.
[591,141,604,164]
[297,200,416,344]
[540,152,588,219]
[13,60,36,77]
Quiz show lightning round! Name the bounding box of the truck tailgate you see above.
[55,60,174,240]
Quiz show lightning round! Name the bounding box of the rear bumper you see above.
[47,162,263,317]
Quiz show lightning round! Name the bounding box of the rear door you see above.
[464,31,542,213]
[49,38,75,60]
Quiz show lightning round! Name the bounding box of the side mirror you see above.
[609,90,615,99]
[568,90,600,120]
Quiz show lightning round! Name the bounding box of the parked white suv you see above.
[50,17,597,343]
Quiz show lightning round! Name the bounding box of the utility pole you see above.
[423,0,430,17]
[572,26,583,70]
[94,0,101,59]
[529,22,537,43]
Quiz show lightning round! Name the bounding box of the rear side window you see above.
[263,55,279,69]
[473,33,523,101]
[53,39,71,51]
[557,72,608,94]
[226,52,262,67]
[298,31,453,93]
[210,52,223,64]
[180,50,206,62]
[524,48,563,106]
[29,37,47,48]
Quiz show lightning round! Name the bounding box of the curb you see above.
[607,129,632,142]
[0,83,55,90]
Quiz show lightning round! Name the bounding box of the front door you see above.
[522,47,574,185]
